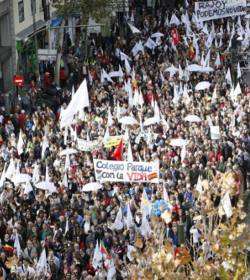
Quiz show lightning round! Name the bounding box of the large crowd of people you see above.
[0,0,250,279]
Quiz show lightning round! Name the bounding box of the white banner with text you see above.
[195,0,246,21]
[93,160,159,183]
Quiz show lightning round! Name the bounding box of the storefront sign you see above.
[93,159,159,183]
[195,0,246,21]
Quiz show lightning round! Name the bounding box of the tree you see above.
[51,0,120,84]
[50,0,74,84]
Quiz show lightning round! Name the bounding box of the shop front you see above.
[16,20,47,79]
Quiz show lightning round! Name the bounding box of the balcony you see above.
[43,5,50,21]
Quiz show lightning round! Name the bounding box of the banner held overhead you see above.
[93,160,159,183]
[195,0,246,22]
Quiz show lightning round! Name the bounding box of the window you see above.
[31,0,36,15]
[18,1,25,23]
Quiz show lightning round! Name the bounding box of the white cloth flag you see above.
[37,248,48,275]
[126,203,133,229]
[17,131,24,156]
[113,207,123,230]
[181,145,186,163]
[212,86,217,101]
[32,164,40,184]
[117,101,121,120]
[5,159,15,179]
[160,112,170,131]
[63,172,68,188]
[14,235,21,258]
[170,14,180,25]
[64,127,68,146]
[226,68,232,85]
[124,58,131,73]
[107,260,116,280]
[45,166,50,182]
[65,151,71,170]
[60,80,89,129]
[107,108,113,127]
[215,53,221,68]
[237,62,241,79]
[163,186,170,203]
[196,175,203,197]
[41,136,49,159]
[92,240,102,269]
[103,124,110,144]
[0,165,6,187]
[24,180,33,195]
[71,85,75,98]
[127,245,137,261]
[234,82,242,97]
[222,191,233,218]
[64,218,69,236]
[128,22,141,33]
[144,37,157,49]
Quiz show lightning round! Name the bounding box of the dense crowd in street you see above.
[0,0,250,279]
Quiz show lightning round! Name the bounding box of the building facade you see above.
[0,0,16,95]
[13,0,58,80]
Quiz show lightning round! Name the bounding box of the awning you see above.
[51,17,62,27]
[15,20,46,40]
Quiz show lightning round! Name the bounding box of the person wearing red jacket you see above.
[29,80,37,90]
[18,110,26,128]
[44,72,51,91]
[147,91,156,104]
[60,67,67,88]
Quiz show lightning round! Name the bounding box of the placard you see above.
[195,0,246,22]
[211,126,220,139]
[77,138,102,151]
[93,160,159,183]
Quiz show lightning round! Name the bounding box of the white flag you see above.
[163,186,170,203]
[45,166,50,182]
[71,85,75,98]
[107,108,113,127]
[196,175,203,197]
[222,191,233,218]
[37,248,47,275]
[181,145,186,163]
[226,68,232,85]
[65,151,71,170]
[113,207,123,230]
[103,124,110,144]
[17,130,24,156]
[63,172,68,188]
[212,86,217,101]
[24,180,33,195]
[93,240,102,269]
[64,217,69,236]
[127,245,137,261]
[128,22,141,33]
[32,164,40,184]
[237,62,241,79]
[126,203,133,229]
[5,158,15,179]
[0,165,6,188]
[41,136,49,159]
[14,235,21,258]
[88,71,93,84]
